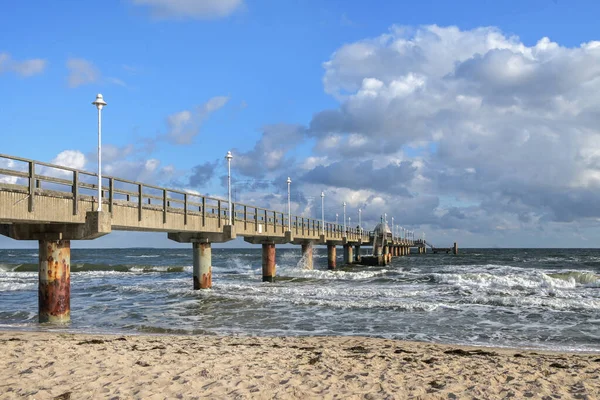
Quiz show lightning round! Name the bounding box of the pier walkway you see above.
[0,153,450,323]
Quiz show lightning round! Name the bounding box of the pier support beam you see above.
[343,244,353,265]
[0,212,111,324]
[169,228,236,289]
[301,241,314,270]
[262,243,276,282]
[39,239,71,323]
[327,244,336,270]
[192,242,212,289]
[354,245,361,263]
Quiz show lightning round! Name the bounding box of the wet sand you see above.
[0,331,598,399]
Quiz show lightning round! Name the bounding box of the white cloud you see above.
[67,58,100,88]
[132,0,244,19]
[0,52,46,76]
[52,150,87,170]
[165,96,229,144]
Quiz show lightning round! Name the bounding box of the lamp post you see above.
[391,217,394,240]
[321,191,325,235]
[358,208,362,235]
[92,94,107,212]
[286,177,292,231]
[348,216,351,233]
[343,202,347,237]
[225,151,233,225]
[336,213,338,225]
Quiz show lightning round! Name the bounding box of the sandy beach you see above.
[0,331,598,399]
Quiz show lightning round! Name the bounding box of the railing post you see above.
[108,177,114,213]
[138,184,143,221]
[163,189,167,224]
[302,217,305,235]
[72,170,79,215]
[273,211,276,232]
[264,209,268,233]
[184,193,188,225]
[244,205,247,230]
[202,197,206,227]
[232,203,236,226]
[255,207,258,232]
[218,200,222,228]
[28,161,35,212]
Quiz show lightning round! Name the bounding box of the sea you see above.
[0,247,598,353]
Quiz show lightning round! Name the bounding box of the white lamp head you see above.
[225,151,233,160]
[287,177,291,184]
[92,93,107,109]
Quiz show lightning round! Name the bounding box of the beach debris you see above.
[422,357,437,364]
[53,392,72,400]
[308,353,322,365]
[429,380,446,389]
[393,348,415,354]
[76,339,105,345]
[549,362,569,369]
[443,349,497,357]
[345,345,369,354]
[135,360,151,367]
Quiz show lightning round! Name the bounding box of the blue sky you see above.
[2,0,600,248]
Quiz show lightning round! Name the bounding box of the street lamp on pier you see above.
[286,177,292,231]
[225,151,233,225]
[358,208,362,235]
[343,202,347,237]
[92,94,107,212]
[321,191,325,235]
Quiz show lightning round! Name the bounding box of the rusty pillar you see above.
[262,243,276,282]
[38,240,70,323]
[354,245,361,263]
[343,244,353,265]
[327,244,336,270]
[301,242,314,270]
[192,242,212,289]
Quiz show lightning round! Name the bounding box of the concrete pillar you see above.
[327,244,336,270]
[343,244,353,265]
[301,242,313,270]
[354,245,361,263]
[262,243,276,282]
[453,242,458,255]
[39,240,70,323]
[192,242,212,289]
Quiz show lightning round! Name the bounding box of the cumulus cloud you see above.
[231,124,305,178]
[0,52,46,76]
[216,24,600,245]
[132,0,244,19]
[166,96,229,144]
[298,24,600,237]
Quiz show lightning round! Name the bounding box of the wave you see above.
[0,263,188,273]
[547,271,600,286]
[431,270,597,290]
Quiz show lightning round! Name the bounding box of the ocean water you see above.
[0,247,598,353]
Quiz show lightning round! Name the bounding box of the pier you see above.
[0,153,454,323]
